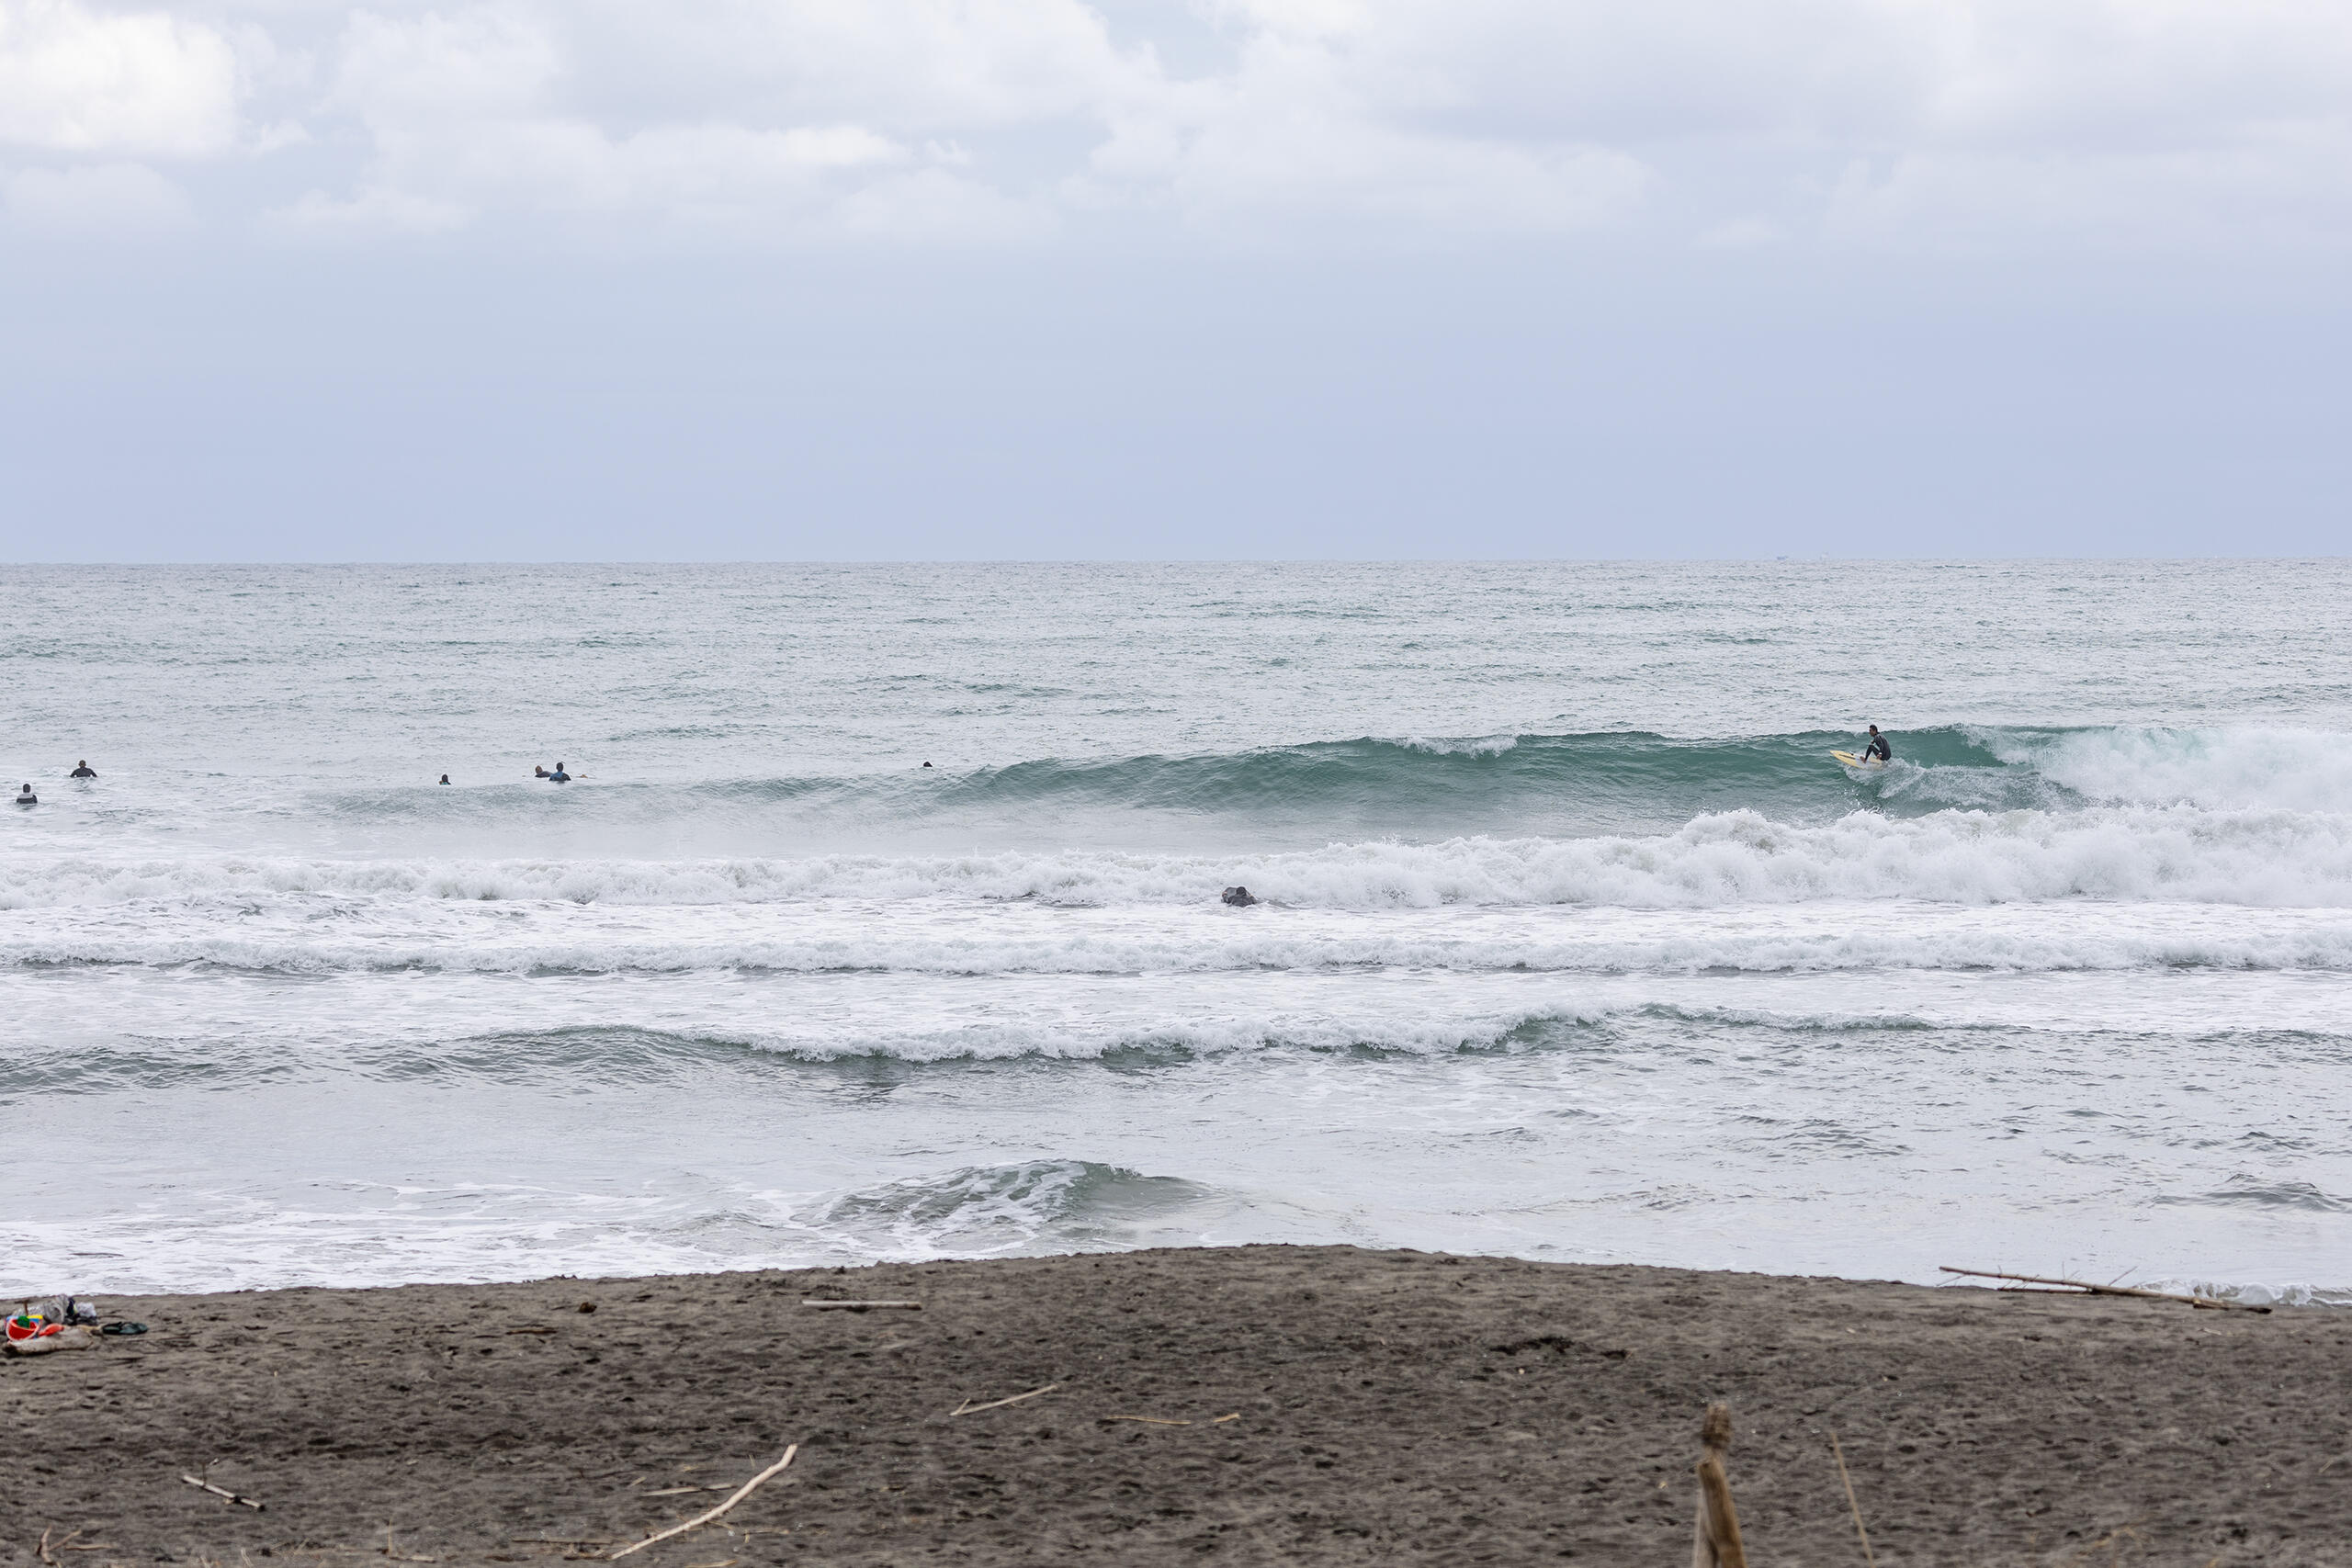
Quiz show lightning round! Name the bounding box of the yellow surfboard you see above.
[1831,750,1881,768]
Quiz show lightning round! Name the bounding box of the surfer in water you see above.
[70,761,96,778]
[1861,725,1892,763]
[548,762,571,783]
[14,784,35,807]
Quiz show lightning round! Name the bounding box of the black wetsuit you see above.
[70,767,96,779]
[1864,735,1891,762]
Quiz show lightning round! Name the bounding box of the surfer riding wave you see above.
[1831,725,1894,771]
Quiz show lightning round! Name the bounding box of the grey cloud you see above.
[9,0,2350,249]
[6,0,2349,565]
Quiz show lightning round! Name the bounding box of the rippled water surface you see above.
[3,562,2348,1301]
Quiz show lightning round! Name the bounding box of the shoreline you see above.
[4,1245,2346,1565]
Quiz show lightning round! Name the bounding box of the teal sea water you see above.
[3,561,2349,1301]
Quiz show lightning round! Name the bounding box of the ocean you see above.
[3,561,2348,1304]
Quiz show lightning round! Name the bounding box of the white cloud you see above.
[262,5,1046,237]
[15,0,2352,248]
[0,0,240,155]
[277,0,1657,241]
[1079,18,1649,233]
[1197,0,2352,151]
[551,0,1146,130]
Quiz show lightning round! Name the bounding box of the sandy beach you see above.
[3,1247,2346,1566]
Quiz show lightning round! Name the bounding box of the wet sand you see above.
[3,1247,2346,1566]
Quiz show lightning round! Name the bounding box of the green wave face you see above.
[298,723,2335,856]
[1032,728,2011,812]
[828,727,2057,839]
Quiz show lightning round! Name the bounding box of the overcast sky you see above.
[4,0,2347,559]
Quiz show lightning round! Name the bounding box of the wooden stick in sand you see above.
[950,1383,1059,1416]
[1939,1267,2270,1314]
[1828,1433,1877,1567]
[1690,1404,1747,1568]
[180,1474,266,1510]
[607,1446,797,1562]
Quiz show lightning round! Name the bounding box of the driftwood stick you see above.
[1696,1458,1746,1568]
[950,1382,1060,1416]
[1939,1267,2269,1314]
[1829,1432,1878,1567]
[180,1474,266,1510]
[607,1446,797,1561]
[1690,1404,1747,1568]
[798,1301,921,1311]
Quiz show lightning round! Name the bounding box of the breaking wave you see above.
[9,1008,2352,1092]
[790,1160,1222,1258]
[6,799,2351,916]
[50,724,2333,850]
[8,911,2352,977]
[345,723,2352,824]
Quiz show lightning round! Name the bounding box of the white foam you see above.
[1395,733,1521,756]
[3,802,2351,917]
[1998,727,2352,813]
[6,893,2351,982]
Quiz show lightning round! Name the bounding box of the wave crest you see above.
[6,801,2351,914]
[795,1161,1222,1257]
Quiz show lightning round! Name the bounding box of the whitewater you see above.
[3,560,2348,1303]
